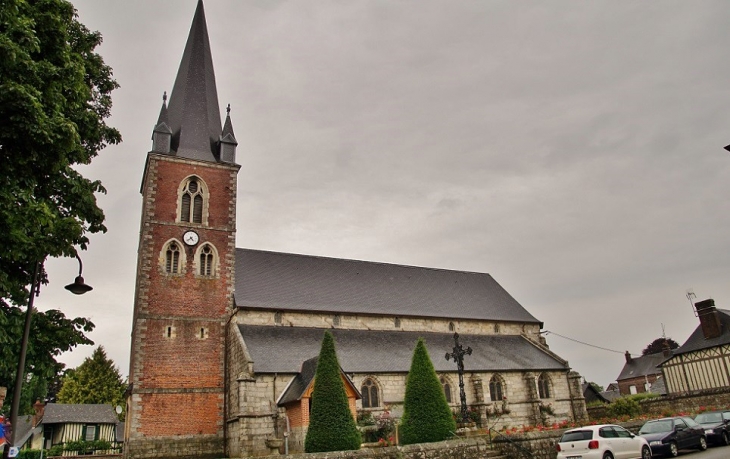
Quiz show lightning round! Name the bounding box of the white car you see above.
[556,424,652,459]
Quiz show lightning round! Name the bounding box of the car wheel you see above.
[668,441,678,457]
[723,431,730,446]
[641,445,651,459]
[698,436,707,451]
[602,452,613,459]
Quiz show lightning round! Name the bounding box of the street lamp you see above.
[5,255,92,458]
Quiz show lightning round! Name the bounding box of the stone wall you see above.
[238,309,541,340]
[252,437,501,459]
[639,387,730,415]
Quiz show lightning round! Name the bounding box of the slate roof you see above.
[277,356,360,406]
[582,383,609,404]
[166,0,224,163]
[616,353,666,381]
[238,325,567,374]
[42,404,119,424]
[234,249,542,325]
[670,309,730,356]
[11,415,35,448]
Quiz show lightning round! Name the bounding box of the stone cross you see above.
[445,332,472,423]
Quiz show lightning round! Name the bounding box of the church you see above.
[125,2,587,458]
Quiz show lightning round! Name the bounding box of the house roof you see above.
[616,352,667,381]
[670,309,730,356]
[277,356,360,406]
[234,249,542,325]
[582,383,609,404]
[238,325,568,374]
[42,404,119,424]
[599,389,621,402]
[11,415,35,447]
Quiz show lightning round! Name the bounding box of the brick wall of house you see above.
[617,374,659,396]
[127,154,238,459]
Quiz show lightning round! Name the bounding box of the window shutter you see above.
[181,194,191,222]
[193,195,203,223]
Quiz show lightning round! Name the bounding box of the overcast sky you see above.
[39,0,730,389]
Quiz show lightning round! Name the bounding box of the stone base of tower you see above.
[124,435,224,459]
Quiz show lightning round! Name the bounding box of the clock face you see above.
[183,230,199,246]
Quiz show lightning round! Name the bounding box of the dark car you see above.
[695,410,730,446]
[638,416,707,457]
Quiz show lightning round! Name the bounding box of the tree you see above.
[400,338,456,445]
[57,346,125,420]
[304,331,361,453]
[0,0,121,308]
[0,308,94,415]
[642,337,679,356]
[0,0,117,418]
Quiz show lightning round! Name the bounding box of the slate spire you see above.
[152,92,172,153]
[166,0,223,162]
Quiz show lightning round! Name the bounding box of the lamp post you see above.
[4,255,92,458]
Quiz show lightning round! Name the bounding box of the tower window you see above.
[179,177,207,224]
[199,244,214,276]
[164,326,176,338]
[165,242,181,273]
[198,327,208,339]
[361,378,380,408]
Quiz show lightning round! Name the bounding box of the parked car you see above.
[638,416,707,457]
[556,424,651,459]
[694,410,730,446]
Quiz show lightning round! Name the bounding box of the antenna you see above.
[687,288,698,317]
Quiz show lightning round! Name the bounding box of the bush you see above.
[607,397,642,418]
[304,331,361,453]
[400,338,457,445]
[18,451,42,459]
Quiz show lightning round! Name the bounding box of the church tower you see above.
[126,2,239,458]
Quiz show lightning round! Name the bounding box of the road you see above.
[674,445,730,459]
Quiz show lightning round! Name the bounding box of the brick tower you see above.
[126,2,239,458]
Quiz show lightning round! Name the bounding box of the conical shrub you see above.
[304,330,361,452]
[400,338,456,444]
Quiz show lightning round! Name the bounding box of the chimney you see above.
[695,298,723,340]
[625,351,633,363]
[33,400,45,427]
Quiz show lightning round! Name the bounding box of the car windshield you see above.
[696,412,722,424]
[560,430,593,442]
[639,420,673,434]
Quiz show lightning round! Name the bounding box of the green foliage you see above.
[607,396,642,418]
[18,450,42,459]
[642,337,679,356]
[400,338,456,445]
[57,346,126,420]
[45,439,118,456]
[0,307,94,415]
[304,331,361,453]
[0,0,116,417]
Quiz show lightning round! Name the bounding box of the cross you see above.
[445,332,472,423]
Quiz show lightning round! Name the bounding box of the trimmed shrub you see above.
[304,331,361,453]
[400,338,457,445]
[607,396,642,418]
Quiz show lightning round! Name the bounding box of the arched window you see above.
[274,311,282,325]
[333,315,341,326]
[440,376,452,403]
[361,378,380,408]
[394,317,401,328]
[538,373,551,399]
[199,244,214,276]
[179,176,207,224]
[449,322,455,332]
[489,374,504,402]
[165,241,181,274]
